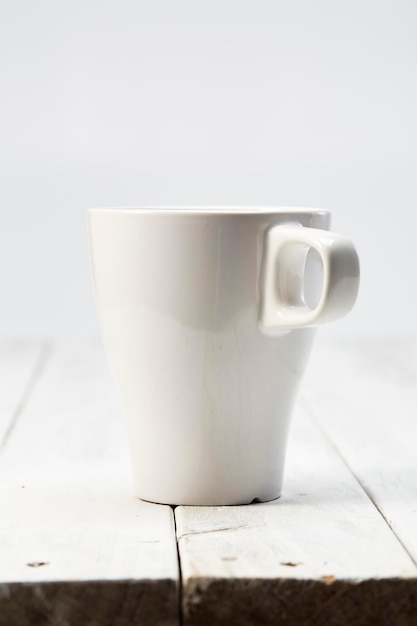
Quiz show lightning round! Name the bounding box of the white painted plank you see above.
[0,341,45,444]
[176,401,417,624]
[0,341,178,626]
[301,335,417,565]
[177,406,415,581]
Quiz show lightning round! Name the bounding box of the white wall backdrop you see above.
[1,0,416,339]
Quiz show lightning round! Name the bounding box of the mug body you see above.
[89,208,330,505]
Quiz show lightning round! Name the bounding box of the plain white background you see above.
[1,0,416,340]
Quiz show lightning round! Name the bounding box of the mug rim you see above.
[88,206,330,217]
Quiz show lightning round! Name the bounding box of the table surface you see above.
[0,336,416,626]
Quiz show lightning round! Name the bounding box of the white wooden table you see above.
[1,337,416,625]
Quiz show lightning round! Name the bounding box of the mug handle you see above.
[260,225,360,330]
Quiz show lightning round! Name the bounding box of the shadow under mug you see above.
[88,207,359,506]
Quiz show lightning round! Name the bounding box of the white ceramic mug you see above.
[88,207,359,505]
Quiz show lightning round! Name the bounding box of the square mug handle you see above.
[260,226,360,330]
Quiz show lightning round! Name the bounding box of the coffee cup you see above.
[89,207,359,505]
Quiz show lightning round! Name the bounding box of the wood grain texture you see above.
[181,578,417,626]
[0,580,176,626]
[0,342,178,626]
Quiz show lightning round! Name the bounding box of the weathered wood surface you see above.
[1,338,417,626]
[176,336,417,626]
[0,342,178,626]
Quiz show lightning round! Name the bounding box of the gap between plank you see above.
[300,394,417,571]
[0,342,52,452]
[172,505,184,626]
